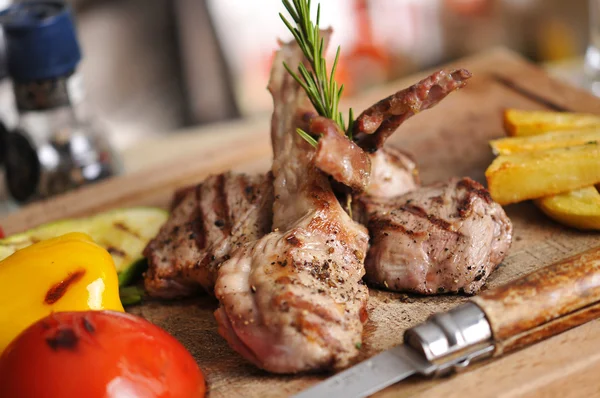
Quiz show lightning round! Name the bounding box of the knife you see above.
[294,245,600,398]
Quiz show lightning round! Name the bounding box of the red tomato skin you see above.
[0,226,4,239]
[0,311,205,398]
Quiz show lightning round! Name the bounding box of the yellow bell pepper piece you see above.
[0,232,124,352]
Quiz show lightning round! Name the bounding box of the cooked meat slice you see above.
[314,122,371,191]
[214,39,369,374]
[354,69,472,152]
[353,146,420,225]
[366,146,419,198]
[364,177,512,295]
[143,172,274,298]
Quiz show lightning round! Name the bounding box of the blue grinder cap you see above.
[0,1,81,82]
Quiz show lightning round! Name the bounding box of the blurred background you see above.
[8,0,588,152]
[0,0,595,215]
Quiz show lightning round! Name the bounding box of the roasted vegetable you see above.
[490,128,600,155]
[534,186,600,231]
[0,233,124,353]
[0,207,167,286]
[0,311,206,398]
[504,109,600,137]
[485,142,600,205]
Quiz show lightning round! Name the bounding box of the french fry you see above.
[534,186,600,231]
[490,128,600,155]
[485,142,600,205]
[503,109,600,137]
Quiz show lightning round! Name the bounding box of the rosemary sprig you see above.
[280,0,354,146]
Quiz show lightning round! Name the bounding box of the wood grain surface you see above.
[3,48,600,397]
[472,246,600,355]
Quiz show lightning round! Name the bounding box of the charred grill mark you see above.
[106,246,126,257]
[113,222,142,239]
[457,196,475,219]
[457,178,492,203]
[400,203,456,232]
[82,317,95,333]
[286,235,302,247]
[171,185,197,210]
[274,291,340,323]
[46,328,79,351]
[214,174,232,235]
[430,195,445,205]
[240,175,258,203]
[191,184,207,250]
[45,269,86,304]
[456,178,493,218]
[369,218,411,235]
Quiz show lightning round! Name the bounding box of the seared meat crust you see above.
[143,172,274,298]
[363,177,512,294]
[354,69,472,152]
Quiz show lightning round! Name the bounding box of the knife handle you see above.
[471,246,600,356]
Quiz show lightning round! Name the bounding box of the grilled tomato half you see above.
[0,311,205,398]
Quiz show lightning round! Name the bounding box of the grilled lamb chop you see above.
[355,69,472,210]
[364,177,512,295]
[354,69,472,153]
[144,172,274,298]
[213,40,370,373]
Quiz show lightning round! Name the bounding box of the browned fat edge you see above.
[45,269,86,304]
[456,178,493,218]
[456,178,492,203]
[471,246,600,342]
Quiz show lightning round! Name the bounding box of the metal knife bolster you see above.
[404,302,494,376]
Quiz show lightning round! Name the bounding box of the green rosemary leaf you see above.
[281,0,354,142]
[347,108,355,140]
[296,128,318,147]
[316,3,321,25]
[282,0,300,23]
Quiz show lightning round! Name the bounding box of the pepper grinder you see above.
[0,1,121,203]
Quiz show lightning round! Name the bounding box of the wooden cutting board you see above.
[3,48,600,398]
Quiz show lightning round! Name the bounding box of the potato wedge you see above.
[534,186,600,230]
[504,109,600,137]
[490,128,600,155]
[485,142,600,205]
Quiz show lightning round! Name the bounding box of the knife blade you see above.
[293,245,600,398]
[293,345,434,398]
[294,302,494,398]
